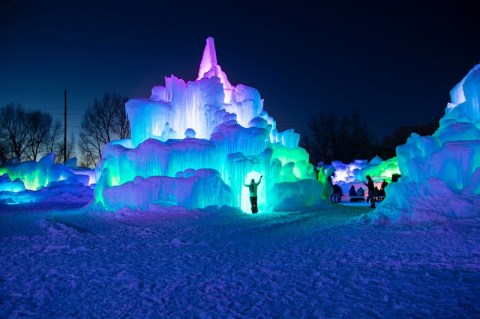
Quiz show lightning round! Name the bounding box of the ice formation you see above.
[0,154,92,191]
[0,154,94,204]
[371,64,480,222]
[95,37,327,212]
[319,156,400,199]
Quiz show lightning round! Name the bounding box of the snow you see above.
[1,201,479,317]
[1,38,480,317]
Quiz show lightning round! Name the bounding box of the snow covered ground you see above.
[1,200,479,318]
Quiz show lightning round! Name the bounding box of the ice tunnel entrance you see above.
[241,171,265,214]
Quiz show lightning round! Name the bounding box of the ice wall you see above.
[97,169,233,210]
[370,64,480,222]
[95,37,323,212]
[0,154,92,191]
[0,174,25,193]
[0,154,95,205]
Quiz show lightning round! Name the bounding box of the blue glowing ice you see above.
[95,37,326,212]
[372,64,480,222]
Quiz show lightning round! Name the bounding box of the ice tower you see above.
[95,37,328,212]
[371,64,480,222]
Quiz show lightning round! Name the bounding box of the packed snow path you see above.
[1,203,479,318]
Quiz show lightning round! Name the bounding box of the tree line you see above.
[0,103,69,164]
[1,94,438,168]
[0,93,129,167]
[301,111,439,166]
[78,94,129,167]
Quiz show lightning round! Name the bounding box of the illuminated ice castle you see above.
[94,37,328,212]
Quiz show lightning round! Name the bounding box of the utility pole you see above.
[64,89,67,163]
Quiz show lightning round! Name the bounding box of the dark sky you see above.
[1,0,479,140]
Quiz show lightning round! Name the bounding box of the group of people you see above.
[331,174,389,208]
[348,184,365,199]
[245,173,391,213]
[364,175,388,208]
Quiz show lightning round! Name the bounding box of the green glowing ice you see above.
[361,157,400,182]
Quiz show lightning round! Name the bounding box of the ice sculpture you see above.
[371,64,480,222]
[0,154,94,205]
[0,174,25,193]
[0,154,93,191]
[95,37,327,212]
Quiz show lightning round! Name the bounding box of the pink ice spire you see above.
[197,37,233,90]
[198,37,218,77]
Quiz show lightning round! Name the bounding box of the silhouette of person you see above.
[365,175,376,208]
[349,185,357,197]
[244,175,263,213]
[357,187,365,198]
[331,184,343,203]
[357,186,365,202]
[379,179,388,197]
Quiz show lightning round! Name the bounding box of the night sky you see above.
[1,0,479,141]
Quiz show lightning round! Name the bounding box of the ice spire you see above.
[198,37,218,78]
[197,37,233,90]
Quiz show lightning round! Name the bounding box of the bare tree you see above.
[45,120,63,156]
[302,111,338,165]
[25,111,53,161]
[0,124,8,164]
[302,111,376,165]
[43,119,77,164]
[0,141,7,165]
[0,104,74,163]
[0,103,29,160]
[79,93,129,167]
[55,132,76,164]
[112,99,130,140]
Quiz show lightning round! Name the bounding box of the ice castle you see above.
[94,37,328,212]
[371,64,480,222]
